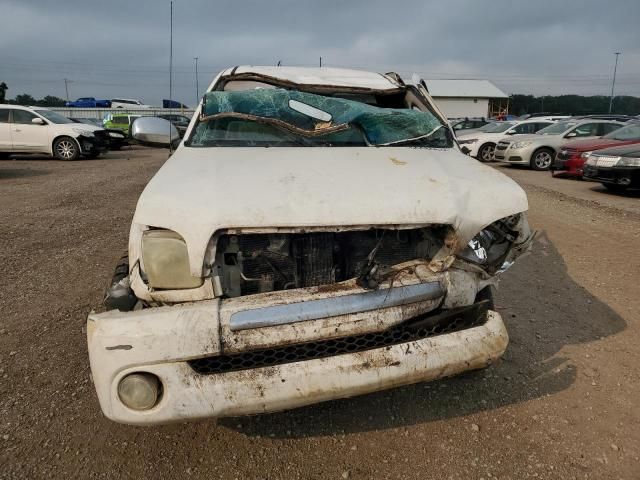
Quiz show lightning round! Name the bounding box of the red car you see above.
[552,122,640,178]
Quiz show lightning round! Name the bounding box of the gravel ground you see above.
[1,149,639,479]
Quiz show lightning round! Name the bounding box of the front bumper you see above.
[88,294,508,425]
[494,143,534,165]
[551,152,584,177]
[583,164,640,187]
[78,133,108,155]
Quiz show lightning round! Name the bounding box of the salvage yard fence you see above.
[49,107,196,121]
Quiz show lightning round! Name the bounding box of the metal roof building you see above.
[424,79,509,119]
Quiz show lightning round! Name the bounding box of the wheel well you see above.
[530,146,554,161]
[52,135,80,154]
[478,142,496,152]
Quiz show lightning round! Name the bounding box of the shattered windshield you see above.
[186,88,451,148]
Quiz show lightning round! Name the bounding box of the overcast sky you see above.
[1,0,638,106]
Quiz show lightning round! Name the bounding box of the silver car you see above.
[494,120,624,170]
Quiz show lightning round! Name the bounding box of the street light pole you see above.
[194,57,199,105]
[609,52,621,114]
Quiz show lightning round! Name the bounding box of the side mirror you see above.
[32,117,46,125]
[460,146,471,155]
[565,132,577,138]
[131,117,180,148]
[505,130,516,135]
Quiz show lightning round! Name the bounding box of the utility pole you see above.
[63,78,73,103]
[609,52,621,114]
[319,56,322,67]
[193,57,199,105]
[169,1,174,153]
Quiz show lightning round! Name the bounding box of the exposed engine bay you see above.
[212,219,524,299]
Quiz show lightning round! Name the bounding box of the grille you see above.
[189,301,490,375]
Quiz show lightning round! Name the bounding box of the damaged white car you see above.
[87,66,533,425]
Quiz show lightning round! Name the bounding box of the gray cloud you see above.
[1,0,638,106]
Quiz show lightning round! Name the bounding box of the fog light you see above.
[618,176,631,186]
[118,373,161,410]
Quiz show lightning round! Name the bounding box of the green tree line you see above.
[509,94,640,116]
[0,83,66,106]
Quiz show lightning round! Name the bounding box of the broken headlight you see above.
[141,230,203,289]
[458,215,526,273]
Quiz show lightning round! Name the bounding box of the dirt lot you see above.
[1,148,639,479]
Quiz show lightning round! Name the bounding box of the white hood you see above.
[132,147,528,274]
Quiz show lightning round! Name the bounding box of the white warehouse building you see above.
[424,79,509,119]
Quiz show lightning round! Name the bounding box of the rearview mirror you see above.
[288,99,332,122]
[32,117,45,125]
[131,117,180,148]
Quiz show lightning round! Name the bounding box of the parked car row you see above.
[0,104,195,160]
[0,105,110,160]
[456,112,640,191]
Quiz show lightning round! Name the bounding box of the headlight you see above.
[510,141,532,149]
[618,156,640,167]
[458,214,530,273]
[458,138,478,145]
[141,230,203,289]
[580,151,592,159]
[72,128,95,137]
[586,155,622,167]
[109,131,125,138]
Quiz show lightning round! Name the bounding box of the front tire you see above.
[477,143,496,162]
[53,137,80,161]
[530,148,554,171]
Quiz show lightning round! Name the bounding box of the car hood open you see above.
[133,147,528,274]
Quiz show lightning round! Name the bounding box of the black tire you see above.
[53,136,80,161]
[530,148,554,171]
[602,183,628,193]
[477,143,496,162]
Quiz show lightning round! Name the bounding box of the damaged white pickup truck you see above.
[87,66,533,425]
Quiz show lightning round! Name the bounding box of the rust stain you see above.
[389,156,407,166]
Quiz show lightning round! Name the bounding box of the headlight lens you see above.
[458,138,478,144]
[618,156,640,167]
[510,141,532,149]
[141,230,204,289]
[109,131,125,138]
[580,151,592,159]
[458,214,529,272]
[72,128,95,137]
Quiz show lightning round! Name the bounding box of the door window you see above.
[570,123,599,137]
[12,110,38,124]
[600,123,621,135]
[0,109,9,123]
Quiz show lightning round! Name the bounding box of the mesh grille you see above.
[189,301,490,375]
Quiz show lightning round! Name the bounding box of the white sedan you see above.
[458,119,555,161]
